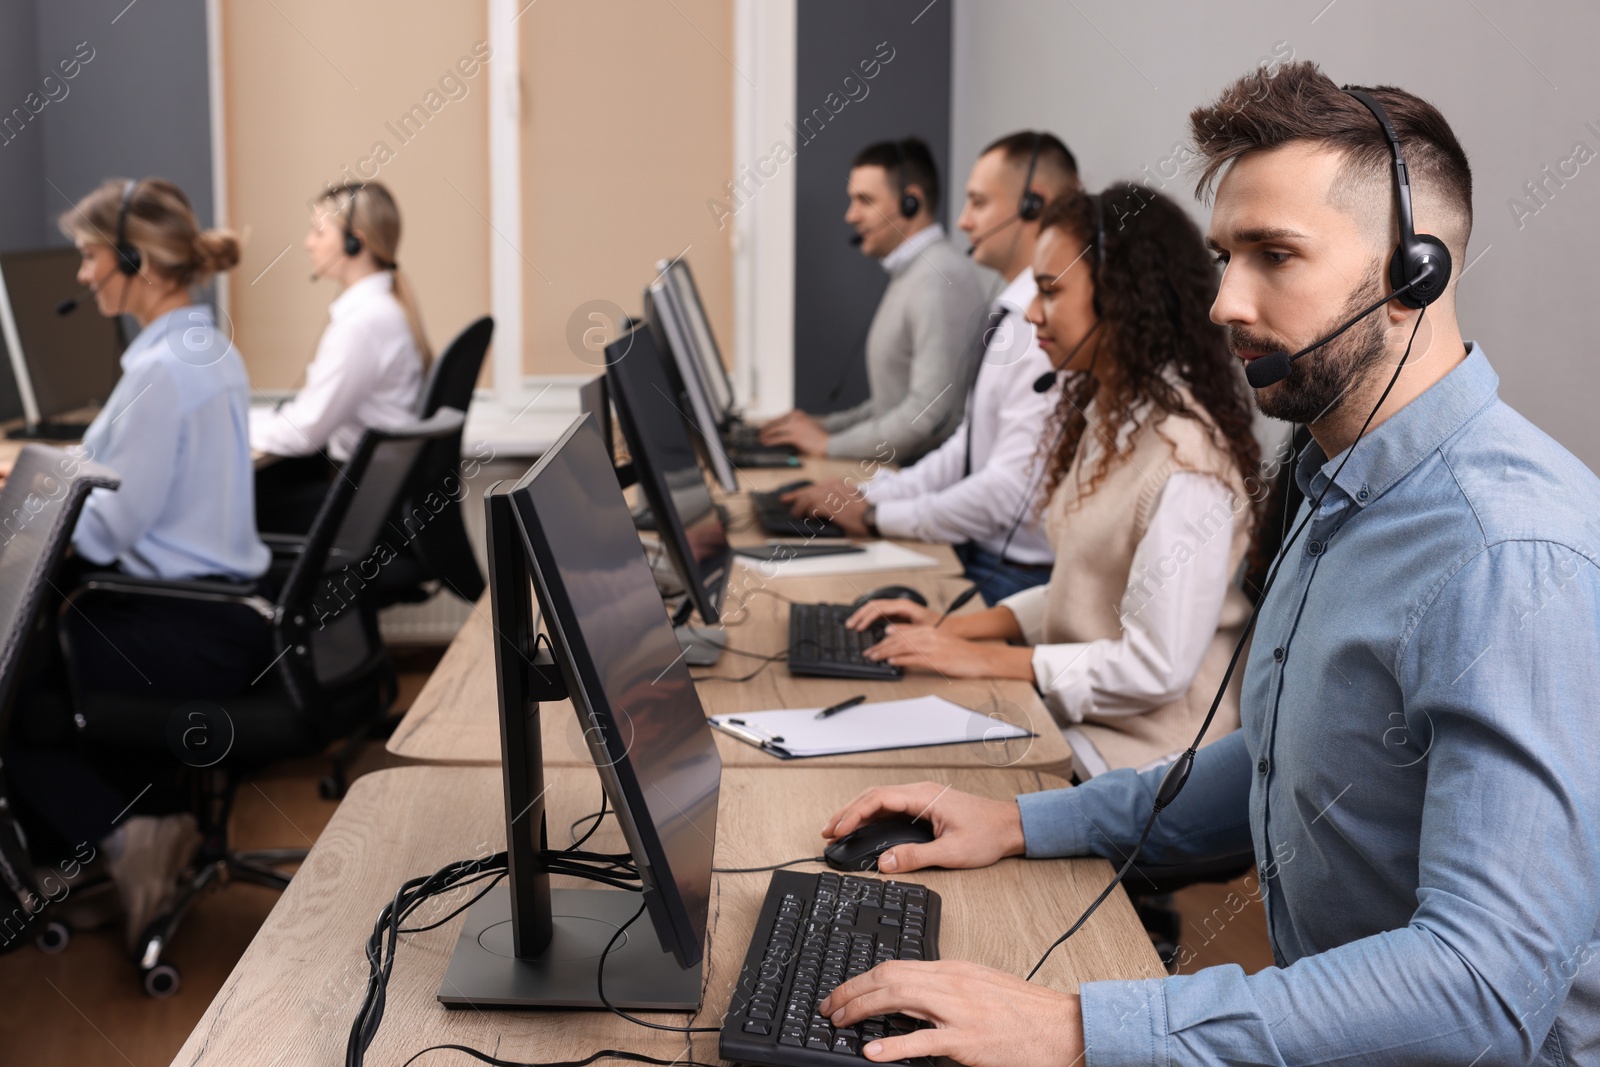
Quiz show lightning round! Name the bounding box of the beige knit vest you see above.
[1042,393,1253,772]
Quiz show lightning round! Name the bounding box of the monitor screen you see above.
[509,413,721,968]
[605,323,731,626]
[644,282,738,494]
[657,257,735,425]
[0,247,124,422]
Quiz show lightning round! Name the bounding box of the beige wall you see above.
[223,1,491,389]
[519,0,735,377]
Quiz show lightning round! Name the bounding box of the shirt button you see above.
[1273,646,1285,662]
[1307,539,1323,556]
[1257,758,1269,775]
[1357,486,1370,501]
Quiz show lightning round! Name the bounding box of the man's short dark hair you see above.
[980,130,1081,198]
[1189,61,1472,254]
[853,137,939,215]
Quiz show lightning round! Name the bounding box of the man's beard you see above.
[1235,276,1389,425]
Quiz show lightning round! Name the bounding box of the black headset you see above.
[1017,131,1045,222]
[114,179,142,276]
[890,141,921,219]
[342,183,365,257]
[1087,190,1107,316]
[1343,87,1452,309]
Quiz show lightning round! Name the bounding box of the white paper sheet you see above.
[732,540,940,579]
[710,695,1032,759]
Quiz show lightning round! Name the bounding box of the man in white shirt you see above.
[785,131,1081,603]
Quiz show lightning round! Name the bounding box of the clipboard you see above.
[709,696,1034,760]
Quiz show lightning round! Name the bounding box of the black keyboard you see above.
[725,421,793,453]
[787,603,902,681]
[730,447,803,469]
[751,490,846,539]
[720,869,940,1066]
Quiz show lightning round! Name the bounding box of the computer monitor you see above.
[605,322,731,629]
[578,373,621,474]
[438,413,721,1009]
[0,247,124,433]
[643,280,739,493]
[656,257,736,426]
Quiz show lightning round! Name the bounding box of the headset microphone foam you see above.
[1243,270,1429,389]
[1032,370,1058,393]
[57,285,97,316]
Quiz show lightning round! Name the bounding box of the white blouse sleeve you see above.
[1028,471,1237,722]
[249,317,380,456]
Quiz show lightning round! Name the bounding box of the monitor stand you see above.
[438,884,702,1010]
[674,624,723,667]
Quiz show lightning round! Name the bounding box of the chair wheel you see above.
[35,921,70,954]
[318,775,345,800]
[143,962,181,998]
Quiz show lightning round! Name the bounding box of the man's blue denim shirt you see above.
[1019,345,1600,1065]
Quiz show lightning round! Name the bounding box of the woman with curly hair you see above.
[847,184,1264,777]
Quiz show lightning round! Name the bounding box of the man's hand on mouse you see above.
[782,479,871,535]
[819,959,1084,1066]
[760,411,829,455]
[821,782,1026,874]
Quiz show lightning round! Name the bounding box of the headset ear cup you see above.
[1390,234,1452,308]
[344,232,364,257]
[1018,190,1044,222]
[117,244,141,276]
[900,193,920,219]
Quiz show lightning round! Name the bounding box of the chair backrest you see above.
[395,316,494,602]
[0,446,119,719]
[417,316,493,418]
[275,409,464,692]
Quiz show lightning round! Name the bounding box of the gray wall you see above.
[0,0,214,253]
[951,0,1600,469]
[793,0,953,413]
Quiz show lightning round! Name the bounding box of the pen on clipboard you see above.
[814,694,867,720]
[720,718,788,753]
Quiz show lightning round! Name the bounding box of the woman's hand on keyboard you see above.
[862,624,1036,681]
[819,958,1084,1066]
[821,782,1025,873]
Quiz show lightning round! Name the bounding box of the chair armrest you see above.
[68,572,278,622]
[261,533,306,557]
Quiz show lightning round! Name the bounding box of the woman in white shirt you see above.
[847,187,1266,778]
[251,181,428,531]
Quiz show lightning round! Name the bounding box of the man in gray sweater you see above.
[761,137,994,465]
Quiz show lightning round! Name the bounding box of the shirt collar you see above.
[995,268,1037,316]
[1295,342,1499,507]
[330,270,394,321]
[881,223,944,275]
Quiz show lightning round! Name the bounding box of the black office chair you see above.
[62,409,463,995]
[0,446,119,956]
[377,315,494,607]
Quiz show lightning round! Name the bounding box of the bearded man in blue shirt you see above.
[814,61,1600,1066]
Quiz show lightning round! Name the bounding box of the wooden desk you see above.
[389,458,1071,773]
[171,765,1162,1066]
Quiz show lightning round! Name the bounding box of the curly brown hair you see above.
[1039,184,1264,546]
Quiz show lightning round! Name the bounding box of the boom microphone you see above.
[965,212,1022,257]
[56,285,97,316]
[1243,271,1429,389]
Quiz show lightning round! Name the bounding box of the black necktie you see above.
[963,304,1008,478]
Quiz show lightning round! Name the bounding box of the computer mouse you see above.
[848,585,930,613]
[824,817,937,872]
